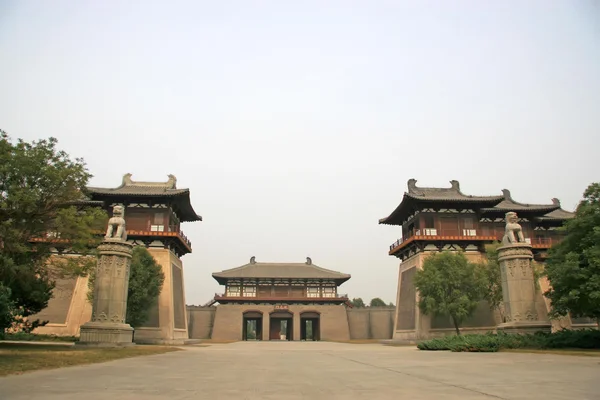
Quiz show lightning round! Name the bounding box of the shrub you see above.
[417,329,600,352]
[449,335,499,352]
[542,329,600,349]
[3,332,77,342]
[417,336,459,351]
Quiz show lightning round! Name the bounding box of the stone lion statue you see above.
[502,211,525,245]
[105,205,127,241]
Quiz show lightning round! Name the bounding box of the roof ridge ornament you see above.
[167,174,177,189]
[122,173,133,186]
[502,189,512,200]
[551,198,560,206]
[306,257,312,265]
[449,180,460,191]
[120,173,177,189]
[407,179,417,193]
[250,256,256,264]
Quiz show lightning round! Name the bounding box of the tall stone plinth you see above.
[496,243,551,334]
[78,239,134,346]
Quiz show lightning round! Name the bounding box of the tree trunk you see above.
[452,316,461,336]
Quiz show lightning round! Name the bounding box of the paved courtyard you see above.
[1,341,598,400]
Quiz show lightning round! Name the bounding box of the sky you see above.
[1,0,599,306]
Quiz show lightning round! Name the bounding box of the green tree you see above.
[414,251,487,335]
[481,242,505,322]
[388,302,395,307]
[88,246,165,329]
[350,298,365,308]
[126,247,165,328]
[544,183,600,328]
[369,297,387,307]
[0,131,106,332]
[0,284,14,339]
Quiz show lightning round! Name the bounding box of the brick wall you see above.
[204,303,351,341]
[189,304,394,341]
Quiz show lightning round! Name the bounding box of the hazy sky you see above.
[1,1,599,305]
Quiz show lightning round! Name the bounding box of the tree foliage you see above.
[480,242,505,322]
[88,246,165,328]
[350,298,365,308]
[544,183,600,326]
[0,131,106,332]
[369,297,387,307]
[414,251,487,335]
[0,284,14,338]
[125,247,165,328]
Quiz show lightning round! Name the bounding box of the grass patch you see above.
[417,329,600,353]
[2,332,78,342]
[0,342,180,376]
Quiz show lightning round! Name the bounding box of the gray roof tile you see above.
[481,189,560,214]
[212,257,351,284]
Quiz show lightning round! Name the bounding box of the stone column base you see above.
[77,322,134,347]
[496,321,551,335]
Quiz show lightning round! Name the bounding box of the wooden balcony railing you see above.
[127,229,192,251]
[30,229,192,252]
[214,293,349,301]
[389,232,562,253]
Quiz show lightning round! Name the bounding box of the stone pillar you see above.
[496,243,551,334]
[261,313,269,341]
[79,205,135,346]
[293,311,301,341]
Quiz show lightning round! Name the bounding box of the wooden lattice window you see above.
[243,286,256,297]
[226,285,240,297]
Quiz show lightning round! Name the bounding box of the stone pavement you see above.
[1,341,598,400]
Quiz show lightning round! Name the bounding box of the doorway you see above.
[243,311,263,341]
[269,311,293,340]
[300,312,320,341]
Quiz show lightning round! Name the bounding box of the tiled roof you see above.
[379,179,504,225]
[212,257,351,284]
[405,179,505,202]
[86,174,202,222]
[536,207,576,221]
[481,189,561,214]
[87,173,189,197]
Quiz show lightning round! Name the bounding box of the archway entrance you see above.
[243,311,263,341]
[300,311,320,341]
[269,311,293,340]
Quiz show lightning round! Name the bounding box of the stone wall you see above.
[347,307,394,340]
[187,305,394,341]
[187,306,216,339]
[202,304,351,341]
[135,248,189,344]
[33,274,93,337]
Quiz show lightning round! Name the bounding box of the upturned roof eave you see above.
[212,274,351,285]
[86,187,202,222]
[86,187,191,197]
[379,193,504,225]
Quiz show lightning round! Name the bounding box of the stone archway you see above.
[269,310,293,340]
[243,310,263,341]
[300,311,320,341]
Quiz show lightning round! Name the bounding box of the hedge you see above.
[417,329,600,352]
